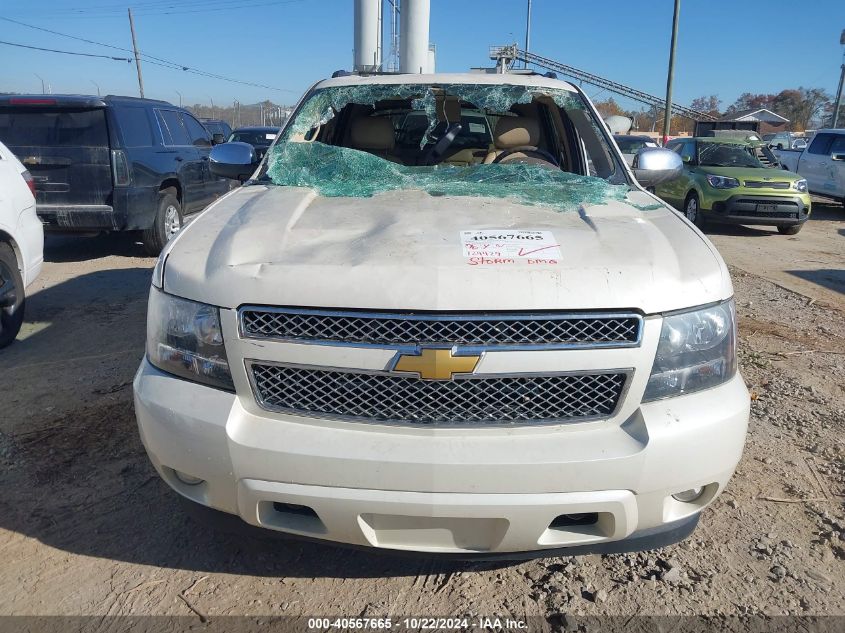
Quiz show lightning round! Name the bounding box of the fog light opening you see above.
[272,502,320,519]
[174,470,204,486]
[672,487,704,503]
[549,512,599,528]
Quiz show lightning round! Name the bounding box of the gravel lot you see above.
[1,199,843,625]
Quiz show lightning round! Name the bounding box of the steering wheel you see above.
[492,146,560,167]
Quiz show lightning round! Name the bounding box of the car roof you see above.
[615,135,654,140]
[315,72,578,93]
[0,94,171,108]
[683,137,755,145]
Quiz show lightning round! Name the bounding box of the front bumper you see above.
[134,358,749,555]
[706,193,811,226]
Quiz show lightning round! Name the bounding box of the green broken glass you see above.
[267,142,632,213]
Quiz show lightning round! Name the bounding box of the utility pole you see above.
[34,73,45,94]
[524,0,532,69]
[128,8,145,97]
[175,90,182,107]
[90,80,101,96]
[662,0,680,145]
[833,29,845,128]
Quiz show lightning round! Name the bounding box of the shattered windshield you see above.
[698,143,764,168]
[264,82,636,212]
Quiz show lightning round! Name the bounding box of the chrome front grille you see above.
[744,180,790,189]
[248,362,629,426]
[239,308,642,349]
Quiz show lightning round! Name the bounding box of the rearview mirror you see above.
[209,141,258,181]
[632,148,683,188]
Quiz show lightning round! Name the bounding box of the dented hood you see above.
[162,185,732,314]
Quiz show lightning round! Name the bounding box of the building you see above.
[720,108,790,135]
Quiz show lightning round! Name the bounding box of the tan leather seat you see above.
[484,117,541,164]
[349,117,400,162]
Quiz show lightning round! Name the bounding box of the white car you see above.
[0,140,43,348]
[134,72,750,556]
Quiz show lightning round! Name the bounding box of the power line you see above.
[2,0,307,17]
[0,16,300,93]
[0,39,132,62]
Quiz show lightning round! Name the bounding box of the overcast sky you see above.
[1,0,843,110]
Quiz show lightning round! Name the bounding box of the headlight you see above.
[706,175,740,189]
[146,287,234,391]
[642,299,737,402]
[793,179,807,192]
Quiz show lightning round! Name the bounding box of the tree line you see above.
[593,87,840,134]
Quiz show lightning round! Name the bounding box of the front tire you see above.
[777,224,803,235]
[141,190,183,255]
[684,193,706,230]
[0,242,25,349]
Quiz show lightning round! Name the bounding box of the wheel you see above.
[0,242,25,349]
[777,224,803,235]
[141,189,183,255]
[683,193,706,230]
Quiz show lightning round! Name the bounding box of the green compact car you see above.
[654,137,810,235]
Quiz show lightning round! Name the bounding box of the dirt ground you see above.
[1,200,843,627]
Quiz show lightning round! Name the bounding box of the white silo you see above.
[354,0,382,71]
[400,0,431,74]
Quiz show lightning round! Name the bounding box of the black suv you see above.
[0,95,230,253]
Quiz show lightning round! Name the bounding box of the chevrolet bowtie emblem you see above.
[393,348,480,380]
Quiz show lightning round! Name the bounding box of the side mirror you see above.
[212,133,226,145]
[632,148,683,188]
[209,141,258,181]
[680,154,693,164]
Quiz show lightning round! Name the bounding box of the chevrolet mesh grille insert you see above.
[249,364,628,425]
[240,309,641,347]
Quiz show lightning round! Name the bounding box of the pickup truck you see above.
[775,129,845,205]
[133,72,750,556]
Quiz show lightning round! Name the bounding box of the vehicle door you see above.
[802,133,837,194]
[180,112,230,206]
[0,105,111,212]
[826,134,845,198]
[154,108,204,213]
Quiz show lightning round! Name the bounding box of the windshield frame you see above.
[255,79,633,186]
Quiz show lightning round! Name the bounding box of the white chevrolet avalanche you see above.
[133,72,749,556]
